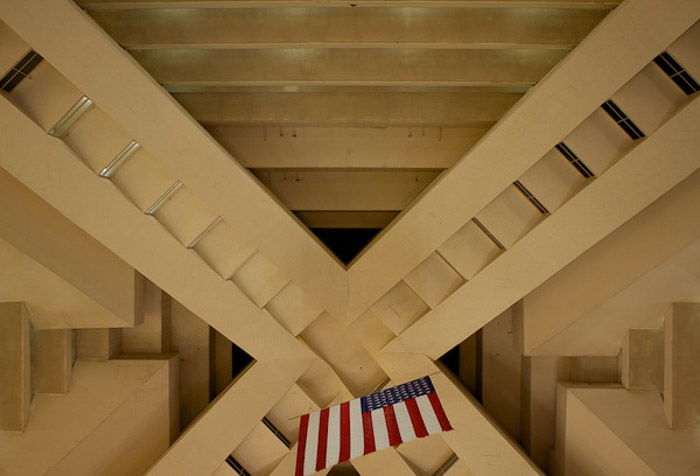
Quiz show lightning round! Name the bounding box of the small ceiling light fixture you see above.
[99,140,140,178]
[145,180,183,216]
[186,216,222,249]
[48,95,93,138]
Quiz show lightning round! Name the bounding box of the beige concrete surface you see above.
[170,299,211,430]
[524,169,700,356]
[86,6,607,49]
[559,385,700,476]
[664,302,700,429]
[0,1,698,475]
[0,0,349,318]
[0,97,310,362]
[347,0,700,320]
[31,329,74,394]
[146,358,311,476]
[385,94,700,359]
[121,279,171,354]
[0,238,129,330]
[0,168,142,328]
[621,329,663,391]
[0,302,30,431]
[555,384,656,476]
[0,358,175,476]
[76,329,121,361]
[207,126,487,169]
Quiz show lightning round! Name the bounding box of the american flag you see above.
[295,376,452,476]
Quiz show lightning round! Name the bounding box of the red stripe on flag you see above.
[383,405,403,447]
[339,402,351,462]
[316,408,330,471]
[428,392,453,431]
[405,398,428,438]
[362,411,376,455]
[295,414,309,476]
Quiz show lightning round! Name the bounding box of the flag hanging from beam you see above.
[295,376,453,476]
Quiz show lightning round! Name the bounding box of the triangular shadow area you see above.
[308,228,382,266]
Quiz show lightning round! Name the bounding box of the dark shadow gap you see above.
[309,228,382,266]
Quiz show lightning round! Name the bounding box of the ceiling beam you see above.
[207,126,488,169]
[373,352,541,474]
[252,169,442,211]
[346,0,700,320]
[132,48,566,87]
[523,171,700,356]
[0,0,351,318]
[78,0,620,10]
[0,97,311,363]
[0,167,140,329]
[89,7,606,49]
[385,95,700,359]
[176,91,519,126]
[147,360,310,476]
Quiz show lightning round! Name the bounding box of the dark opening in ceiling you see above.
[309,228,381,266]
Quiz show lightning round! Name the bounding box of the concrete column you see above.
[521,356,570,474]
[458,331,481,400]
[664,302,700,429]
[31,328,74,393]
[171,300,210,430]
[121,279,171,354]
[621,328,663,391]
[0,302,31,430]
[210,328,232,398]
[76,328,121,361]
[481,305,524,442]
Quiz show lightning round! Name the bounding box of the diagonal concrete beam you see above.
[0,0,349,318]
[374,352,542,475]
[147,359,310,476]
[0,167,141,329]
[385,95,700,359]
[524,170,700,356]
[346,0,700,320]
[0,97,310,362]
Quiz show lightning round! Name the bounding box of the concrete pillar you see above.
[31,328,74,393]
[521,356,570,474]
[458,331,481,400]
[0,302,31,430]
[121,279,171,354]
[481,305,523,442]
[568,356,619,384]
[664,302,700,429]
[621,328,663,391]
[171,299,210,430]
[76,328,121,361]
[210,327,233,398]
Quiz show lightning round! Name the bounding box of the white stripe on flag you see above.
[371,409,390,450]
[349,398,364,459]
[304,411,320,475]
[393,401,417,443]
[415,394,442,435]
[326,404,341,468]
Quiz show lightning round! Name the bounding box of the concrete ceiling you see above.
[1,1,698,474]
[76,0,618,263]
